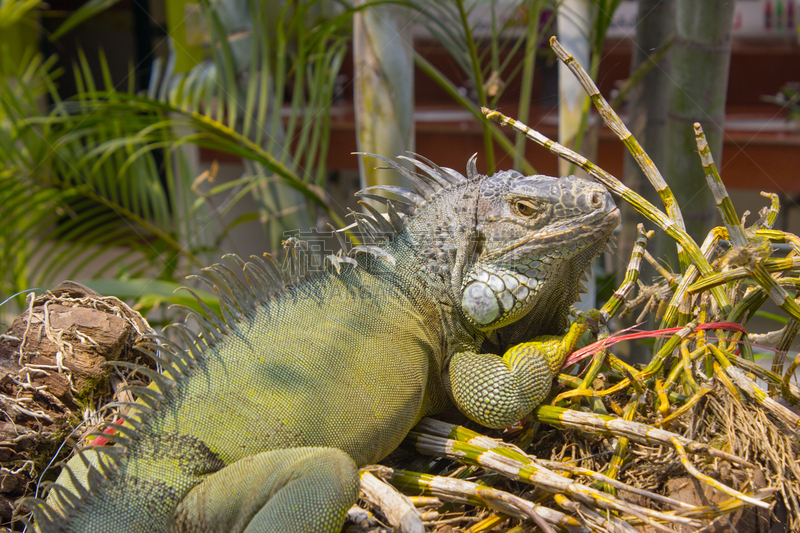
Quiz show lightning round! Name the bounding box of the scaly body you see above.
[26,155,619,532]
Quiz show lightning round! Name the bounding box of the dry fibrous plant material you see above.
[0,281,154,525]
[351,37,800,532]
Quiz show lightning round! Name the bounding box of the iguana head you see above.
[356,154,619,338]
[460,170,619,335]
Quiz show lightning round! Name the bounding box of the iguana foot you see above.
[173,446,358,533]
[448,310,603,429]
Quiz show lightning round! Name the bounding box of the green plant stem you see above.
[414,54,534,175]
[456,0,494,173]
[514,0,544,173]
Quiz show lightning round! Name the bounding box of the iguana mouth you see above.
[531,205,618,242]
[488,205,620,259]
[462,204,619,329]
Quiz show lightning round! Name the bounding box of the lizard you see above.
[22,153,620,533]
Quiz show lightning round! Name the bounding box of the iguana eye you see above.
[514,200,540,218]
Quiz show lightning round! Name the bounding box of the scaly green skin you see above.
[27,157,619,533]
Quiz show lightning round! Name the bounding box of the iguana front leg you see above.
[448,311,600,429]
[173,447,358,533]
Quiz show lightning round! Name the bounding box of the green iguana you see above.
[23,154,619,532]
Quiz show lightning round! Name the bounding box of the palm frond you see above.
[399,0,555,173]
[2,0,357,310]
[0,45,217,304]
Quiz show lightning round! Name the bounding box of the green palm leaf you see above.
[1,0,356,313]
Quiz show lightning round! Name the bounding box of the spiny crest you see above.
[577,234,616,294]
[17,253,285,532]
[16,444,126,532]
[127,252,286,398]
[577,235,616,295]
[354,152,477,211]
[336,152,477,269]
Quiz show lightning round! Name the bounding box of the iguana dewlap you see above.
[25,154,619,532]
